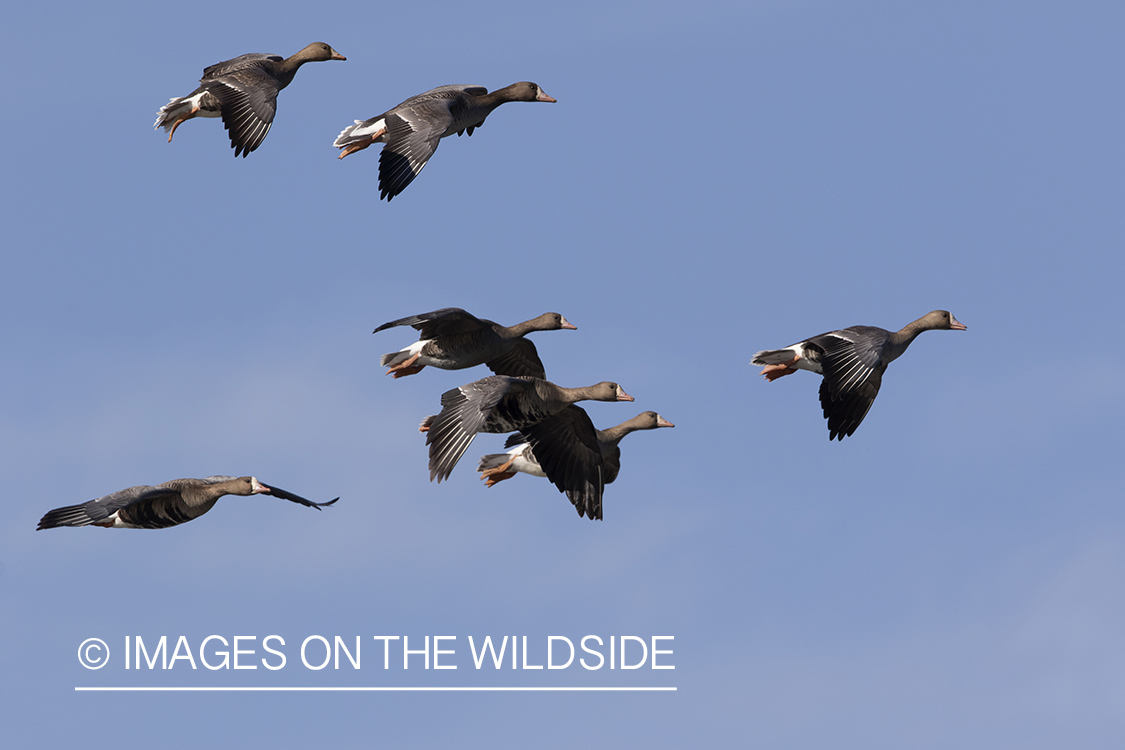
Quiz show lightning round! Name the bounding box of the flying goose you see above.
[478,408,675,520]
[333,82,556,200]
[751,310,967,440]
[37,476,338,530]
[156,42,346,157]
[373,308,576,379]
[423,376,633,483]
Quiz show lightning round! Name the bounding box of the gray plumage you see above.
[374,308,575,379]
[333,82,557,200]
[752,310,967,440]
[482,409,675,520]
[37,476,338,530]
[156,42,346,157]
[425,376,633,483]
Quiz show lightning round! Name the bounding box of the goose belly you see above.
[509,446,546,477]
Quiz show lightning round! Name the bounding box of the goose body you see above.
[424,376,633,483]
[478,409,674,520]
[373,308,575,379]
[752,310,967,440]
[334,82,556,200]
[156,42,346,157]
[37,476,337,530]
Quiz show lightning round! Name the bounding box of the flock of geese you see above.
[35,42,967,532]
[151,42,555,200]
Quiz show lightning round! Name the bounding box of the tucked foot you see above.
[391,365,425,378]
[480,458,516,487]
[337,129,385,159]
[761,356,800,381]
[483,471,516,488]
[385,352,423,378]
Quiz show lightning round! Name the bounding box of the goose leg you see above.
[386,352,424,378]
[483,471,516,488]
[761,356,800,381]
[338,129,386,159]
[166,105,199,142]
[480,458,516,487]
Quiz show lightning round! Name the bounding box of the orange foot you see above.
[480,459,515,487]
[483,471,516,488]
[391,365,425,379]
[338,129,386,159]
[761,356,800,381]
[166,105,199,142]
[386,352,423,378]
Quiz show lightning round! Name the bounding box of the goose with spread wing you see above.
[334,82,556,200]
[423,376,633,483]
[37,476,338,530]
[156,42,346,157]
[752,310,967,440]
[373,308,575,379]
[478,408,674,520]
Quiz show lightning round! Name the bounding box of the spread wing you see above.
[427,376,531,482]
[377,86,486,200]
[813,327,888,440]
[519,406,605,520]
[486,339,547,378]
[205,64,280,157]
[36,484,177,529]
[372,308,485,338]
[257,481,339,509]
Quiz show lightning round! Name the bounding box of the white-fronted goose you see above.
[478,409,674,520]
[333,82,556,200]
[424,376,633,483]
[155,42,346,157]
[751,310,967,440]
[37,476,338,530]
[373,308,576,379]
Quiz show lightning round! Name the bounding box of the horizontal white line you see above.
[76,686,676,692]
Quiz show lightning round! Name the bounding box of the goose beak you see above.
[657,416,675,428]
[331,52,347,61]
[560,317,578,330]
[537,93,557,103]
[617,391,635,402]
[950,315,967,331]
[250,478,269,494]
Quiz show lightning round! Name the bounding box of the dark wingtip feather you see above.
[36,503,94,530]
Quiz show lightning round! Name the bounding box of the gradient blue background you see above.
[3,0,1123,746]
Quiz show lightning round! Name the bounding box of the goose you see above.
[373,308,576,379]
[477,408,675,520]
[333,82,556,200]
[423,376,633,483]
[155,42,346,157]
[36,476,338,530]
[751,310,967,440]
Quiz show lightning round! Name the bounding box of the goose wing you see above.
[36,484,181,529]
[519,405,605,520]
[373,308,486,338]
[486,339,547,379]
[427,376,532,482]
[257,481,339,509]
[812,326,889,440]
[205,62,281,157]
[377,86,486,200]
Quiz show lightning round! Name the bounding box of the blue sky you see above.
[3,0,1124,746]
